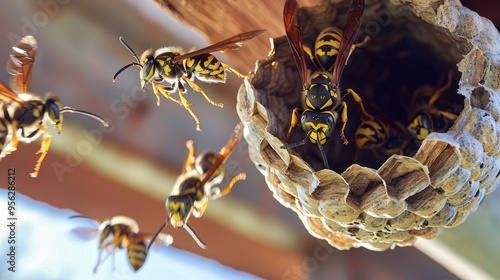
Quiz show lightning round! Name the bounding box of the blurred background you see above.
[0,0,499,279]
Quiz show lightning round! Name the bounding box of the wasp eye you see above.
[45,98,62,126]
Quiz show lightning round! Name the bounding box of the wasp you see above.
[113,30,266,131]
[0,36,108,177]
[281,0,372,169]
[70,215,173,272]
[148,123,246,250]
[407,71,457,143]
[354,115,409,163]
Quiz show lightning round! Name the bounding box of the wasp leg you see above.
[286,107,303,139]
[222,63,246,79]
[94,241,117,273]
[339,101,348,145]
[5,121,19,153]
[181,140,196,174]
[211,172,246,199]
[428,71,453,107]
[342,88,374,120]
[30,127,52,178]
[181,76,224,108]
[192,200,208,219]
[438,110,458,121]
[177,86,202,131]
[346,35,370,64]
[152,82,183,107]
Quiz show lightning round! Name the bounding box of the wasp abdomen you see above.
[315,27,343,71]
[127,239,147,271]
[185,54,226,83]
[355,119,389,149]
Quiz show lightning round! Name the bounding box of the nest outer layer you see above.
[237,0,500,250]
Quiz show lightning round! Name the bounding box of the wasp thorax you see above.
[195,151,224,183]
[305,73,335,110]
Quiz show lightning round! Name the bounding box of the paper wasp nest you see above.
[237,0,500,250]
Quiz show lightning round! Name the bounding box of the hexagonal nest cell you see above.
[237,0,500,250]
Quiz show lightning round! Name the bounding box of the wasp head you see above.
[97,218,112,249]
[408,112,433,142]
[166,195,193,228]
[139,49,155,89]
[45,97,63,133]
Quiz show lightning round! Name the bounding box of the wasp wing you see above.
[331,0,365,85]
[7,35,37,94]
[284,0,308,86]
[0,81,25,104]
[137,232,174,247]
[70,227,100,241]
[201,122,243,186]
[68,215,101,241]
[173,29,266,63]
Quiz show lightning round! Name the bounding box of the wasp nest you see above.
[237,0,500,250]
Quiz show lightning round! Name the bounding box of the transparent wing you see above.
[283,0,308,85]
[0,80,25,104]
[201,122,243,186]
[7,35,37,94]
[173,29,266,62]
[332,0,365,85]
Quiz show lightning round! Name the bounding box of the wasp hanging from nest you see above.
[281,0,372,169]
[407,71,457,145]
[0,36,109,177]
[113,30,266,131]
[148,123,246,250]
[70,215,173,272]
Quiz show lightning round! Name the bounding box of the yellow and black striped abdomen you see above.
[127,238,148,271]
[184,54,226,83]
[355,119,389,150]
[314,27,343,71]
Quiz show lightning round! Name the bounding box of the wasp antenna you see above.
[281,130,313,149]
[60,107,109,127]
[112,62,142,82]
[118,36,140,63]
[147,221,168,252]
[69,215,101,224]
[184,223,207,249]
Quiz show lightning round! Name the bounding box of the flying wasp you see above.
[0,36,108,177]
[407,71,457,144]
[113,30,266,131]
[148,123,246,250]
[70,215,173,272]
[281,0,372,169]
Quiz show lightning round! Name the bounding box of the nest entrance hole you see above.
[261,1,467,173]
